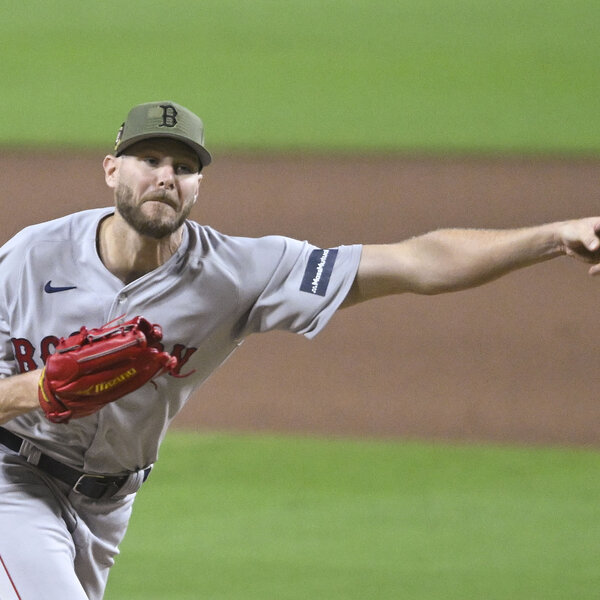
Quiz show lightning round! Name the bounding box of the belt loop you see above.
[19,440,42,466]
[114,466,153,498]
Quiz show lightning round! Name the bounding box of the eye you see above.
[175,164,195,175]
[143,156,159,167]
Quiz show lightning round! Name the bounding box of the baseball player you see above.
[0,100,599,599]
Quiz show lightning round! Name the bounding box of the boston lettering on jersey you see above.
[10,336,197,376]
[300,248,339,297]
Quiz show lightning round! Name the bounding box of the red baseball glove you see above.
[38,316,179,424]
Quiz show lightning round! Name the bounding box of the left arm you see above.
[342,218,600,306]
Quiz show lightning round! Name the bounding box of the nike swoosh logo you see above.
[44,281,77,294]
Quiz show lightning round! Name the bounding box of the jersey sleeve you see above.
[0,231,25,376]
[0,312,14,377]
[238,236,362,339]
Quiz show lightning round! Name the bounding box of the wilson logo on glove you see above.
[38,316,180,424]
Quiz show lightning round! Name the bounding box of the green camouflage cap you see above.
[114,101,212,168]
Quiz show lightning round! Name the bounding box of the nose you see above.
[157,164,176,189]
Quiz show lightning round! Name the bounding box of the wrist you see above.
[0,370,42,424]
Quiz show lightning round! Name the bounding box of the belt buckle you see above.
[73,473,97,496]
[73,474,118,499]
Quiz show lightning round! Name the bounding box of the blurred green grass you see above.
[2,0,600,154]
[104,432,600,599]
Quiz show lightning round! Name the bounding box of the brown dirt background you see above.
[2,150,599,447]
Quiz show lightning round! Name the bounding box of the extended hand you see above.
[558,218,600,274]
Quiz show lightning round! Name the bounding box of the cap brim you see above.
[116,132,212,167]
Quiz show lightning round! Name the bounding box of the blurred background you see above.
[3,0,600,154]
[2,1,600,598]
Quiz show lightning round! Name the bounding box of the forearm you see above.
[345,219,600,304]
[0,370,41,424]
[383,225,562,295]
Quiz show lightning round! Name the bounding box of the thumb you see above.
[586,235,600,252]
[588,263,600,276]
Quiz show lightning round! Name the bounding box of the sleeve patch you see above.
[300,248,339,297]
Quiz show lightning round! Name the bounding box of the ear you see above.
[193,173,203,203]
[103,155,119,189]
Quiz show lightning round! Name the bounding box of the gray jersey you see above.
[0,208,361,474]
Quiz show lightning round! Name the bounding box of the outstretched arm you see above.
[343,218,600,306]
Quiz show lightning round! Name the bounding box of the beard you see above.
[115,182,193,239]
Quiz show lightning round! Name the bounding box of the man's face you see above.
[108,138,202,239]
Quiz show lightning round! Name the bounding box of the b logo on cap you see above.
[159,104,178,128]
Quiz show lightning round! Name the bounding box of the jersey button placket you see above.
[115,292,128,313]
[107,291,130,323]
